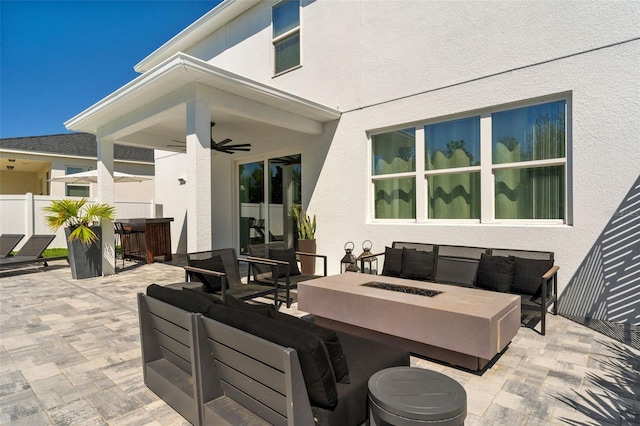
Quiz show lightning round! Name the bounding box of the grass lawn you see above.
[8,248,69,257]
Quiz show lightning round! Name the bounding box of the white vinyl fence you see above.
[0,193,155,250]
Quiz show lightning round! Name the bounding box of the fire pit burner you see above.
[362,282,442,297]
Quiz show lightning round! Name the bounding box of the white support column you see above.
[97,137,116,276]
[186,99,213,253]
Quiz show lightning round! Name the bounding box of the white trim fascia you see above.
[134,0,261,73]
[0,149,154,165]
[65,52,341,135]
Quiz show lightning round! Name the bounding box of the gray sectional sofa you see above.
[363,242,559,335]
[138,284,409,425]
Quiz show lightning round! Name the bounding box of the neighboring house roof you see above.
[0,133,154,163]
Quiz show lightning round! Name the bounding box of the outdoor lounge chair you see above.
[248,242,328,308]
[0,234,66,270]
[183,248,282,307]
[0,234,24,258]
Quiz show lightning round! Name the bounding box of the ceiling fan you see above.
[168,122,251,154]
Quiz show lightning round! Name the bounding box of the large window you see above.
[65,166,90,197]
[272,0,300,75]
[371,98,568,223]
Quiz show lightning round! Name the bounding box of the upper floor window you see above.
[371,98,568,224]
[65,166,91,197]
[272,0,300,75]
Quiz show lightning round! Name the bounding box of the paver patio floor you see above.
[1,258,638,425]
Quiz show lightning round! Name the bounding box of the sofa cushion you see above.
[206,304,337,409]
[146,284,216,314]
[474,254,515,292]
[188,256,225,293]
[312,331,410,426]
[270,248,301,277]
[401,247,435,281]
[268,310,349,383]
[381,247,403,277]
[511,257,554,296]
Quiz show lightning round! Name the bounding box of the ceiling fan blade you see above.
[215,138,234,146]
[171,140,186,144]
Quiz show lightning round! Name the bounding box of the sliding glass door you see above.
[238,154,301,254]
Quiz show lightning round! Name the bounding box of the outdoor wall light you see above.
[6,166,14,171]
[357,240,378,275]
[8,159,15,162]
[178,177,186,185]
[340,241,359,273]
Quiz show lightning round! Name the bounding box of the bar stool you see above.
[114,222,129,267]
[114,222,144,266]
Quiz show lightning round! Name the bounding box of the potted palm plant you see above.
[44,198,116,279]
[290,205,317,274]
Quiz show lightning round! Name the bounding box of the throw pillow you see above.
[269,248,301,277]
[511,257,554,296]
[401,248,435,281]
[381,246,403,277]
[146,284,215,314]
[474,254,515,293]
[188,256,226,293]
[269,310,350,383]
[206,304,337,409]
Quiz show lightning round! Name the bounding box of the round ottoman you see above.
[368,367,467,426]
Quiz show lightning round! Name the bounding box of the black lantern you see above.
[357,240,378,275]
[340,241,359,273]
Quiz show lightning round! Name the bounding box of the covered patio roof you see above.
[65,52,341,150]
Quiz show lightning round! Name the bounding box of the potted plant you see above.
[290,205,317,274]
[44,198,116,279]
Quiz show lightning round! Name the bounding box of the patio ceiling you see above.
[65,53,341,152]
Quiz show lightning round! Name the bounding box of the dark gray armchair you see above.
[247,242,328,308]
[184,248,282,307]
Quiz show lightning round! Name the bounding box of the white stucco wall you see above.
[154,150,189,254]
[153,0,639,322]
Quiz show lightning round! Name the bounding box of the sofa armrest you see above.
[295,252,328,276]
[540,265,559,307]
[184,265,225,281]
[542,265,559,280]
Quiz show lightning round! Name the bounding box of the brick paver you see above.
[1,259,638,425]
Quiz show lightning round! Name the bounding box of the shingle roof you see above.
[0,133,154,163]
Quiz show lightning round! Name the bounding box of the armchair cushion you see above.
[268,310,350,383]
[381,246,403,277]
[188,255,225,293]
[474,254,515,293]
[269,248,301,277]
[206,304,338,409]
[223,294,275,315]
[511,257,554,296]
[401,247,435,281]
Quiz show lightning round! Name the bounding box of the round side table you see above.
[368,367,467,426]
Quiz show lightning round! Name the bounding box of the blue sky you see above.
[0,0,221,138]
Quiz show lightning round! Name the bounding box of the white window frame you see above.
[272,0,302,77]
[369,94,570,225]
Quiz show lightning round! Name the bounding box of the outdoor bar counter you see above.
[119,218,173,264]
